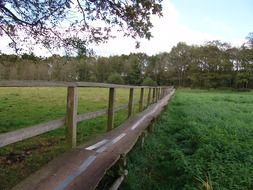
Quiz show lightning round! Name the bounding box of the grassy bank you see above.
[121,90,253,190]
[0,87,147,190]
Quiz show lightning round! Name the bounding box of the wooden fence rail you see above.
[0,102,137,148]
[0,80,172,149]
[0,80,154,88]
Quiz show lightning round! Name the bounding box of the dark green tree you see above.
[168,42,192,87]
[107,73,124,84]
[126,54,145,85]
[142,77,157,86]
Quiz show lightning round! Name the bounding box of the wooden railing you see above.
[0,80,170,148]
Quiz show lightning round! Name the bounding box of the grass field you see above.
[121,90,253,190]
[0,87,146,190]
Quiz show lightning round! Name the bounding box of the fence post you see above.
[157,88,159,101]
[128,88,134,118]
[157,88,160,101]
[66,86,78,149]
[147,88,151,107]
[107,88,115,131]
[161,88,164,98]
[158,88,160,100]
[139,88,144,112]
[152,88,156,103]
[158,88,161,99]
[155,88,158,102]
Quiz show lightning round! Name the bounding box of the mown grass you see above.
[121,89,253,190]
[0,87,149,190]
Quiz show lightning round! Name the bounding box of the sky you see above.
[1,0,253,57]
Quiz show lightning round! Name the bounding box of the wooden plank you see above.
[66,87,78,149]
[152,88,156,103]
[128,88,134,118]
[139,88,144,112]
[154,88,157,103]
[114,104,129,112]
[77,104,129,123]
[161,88,164,98]
[77,110,107,122]
[0,80,166,89]
[0,80,76,87]
[107,88,115,131]
[76,82,156,89]
[147,88,151,107]
[0,118,65,148]
[158,88,161,100]
[76,82,135,89]
[156,88,159,101]
[109,175,126,190]
[163,88,166,97]
[0,103,134,148]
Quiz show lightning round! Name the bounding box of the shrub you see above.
[107,73,124,84]
[142,77,157,86]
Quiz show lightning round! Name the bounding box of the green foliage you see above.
[107,73,124,84]
[126,54,145,85]
[122,90,253,190]
[78,58,96,82]
[1,37,253,88]
[142,77,157,86]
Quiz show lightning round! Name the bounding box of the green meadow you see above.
[122,90,253,190]
[1,89,253,190]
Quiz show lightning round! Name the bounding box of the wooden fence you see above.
[0,80,170,148]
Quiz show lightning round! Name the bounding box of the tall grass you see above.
[121,90,253,190]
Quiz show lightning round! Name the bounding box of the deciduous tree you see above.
[0,0,163,54]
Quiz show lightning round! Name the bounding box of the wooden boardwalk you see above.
[11,88,175,190]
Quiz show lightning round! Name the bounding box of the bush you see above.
[107,73,124,84]
[142,77,157,86]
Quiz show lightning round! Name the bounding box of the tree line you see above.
[0,38,253,89]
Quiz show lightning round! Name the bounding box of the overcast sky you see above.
[1,0,252,57]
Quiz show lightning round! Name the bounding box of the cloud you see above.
[0,0,246,56]
[0,37,15,54]
[0,31,65,56]
[91,0,220,56]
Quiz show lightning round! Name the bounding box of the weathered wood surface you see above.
[156,88,159,102]
[76,82,141,89]
[0,118,65,148]
[77,110,106,122]
[66,87,78,148]
[147,88,151,107]
[107,88,115,131]
[78,103,131,122]
[0,80,152,89]
[0,80,173,89]
[0,80,76,87]
[0,103,134,148]
[152,88,156,103]
[158,88,161,100]
[128,88,134,118]
[139,88,144,112]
